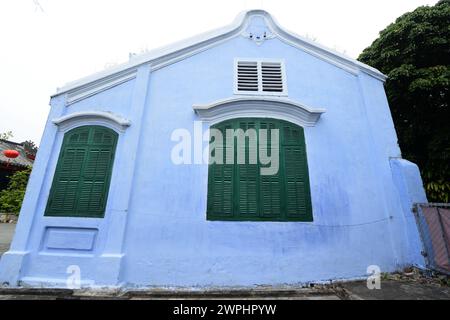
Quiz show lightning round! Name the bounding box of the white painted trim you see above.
[234,58,288,97]
[66,69,137,105]
[52,111,131,133]
[51,10,386,99]
[193,97,325,127]
[52,13,248,97]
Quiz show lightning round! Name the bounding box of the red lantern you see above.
[3,150,19,159]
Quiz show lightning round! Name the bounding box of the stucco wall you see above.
[117,36,415,286]
[0,34,427,288]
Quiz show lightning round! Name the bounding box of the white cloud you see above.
[0,0,439,144]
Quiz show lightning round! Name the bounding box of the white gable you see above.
[53,10,386,100]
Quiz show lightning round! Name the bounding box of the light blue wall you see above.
[0,29,427,288]
[390,158,428,266]
[65,79,136,117]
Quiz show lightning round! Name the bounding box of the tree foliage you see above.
[359,0,450,202]
[22,140,38,155]
[0,168,31,214]
[0,131,13,140]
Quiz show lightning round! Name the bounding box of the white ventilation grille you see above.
[235,59,287,96]
[237,61,259,92]
[261,62,283,92]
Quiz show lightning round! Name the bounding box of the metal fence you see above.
[414,203,450,275]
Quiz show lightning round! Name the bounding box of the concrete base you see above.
[1,278,449,300]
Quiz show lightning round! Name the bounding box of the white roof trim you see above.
[53,10,386,98]
[65,69,137,106]
[193,96,326,127]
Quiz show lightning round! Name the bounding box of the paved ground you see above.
[0,280,449,300]
[341,279,450,300]
[0,223,449,300]
[0,223,15,256]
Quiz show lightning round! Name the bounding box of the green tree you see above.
[0,131,13,140]
[0,168,31,214]
[359,0,450,202]
[22,140,38,156]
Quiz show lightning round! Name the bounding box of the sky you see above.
[0,0,439,144]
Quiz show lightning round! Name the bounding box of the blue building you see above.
[0,10,428,288]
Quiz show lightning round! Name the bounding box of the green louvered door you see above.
[45,126,118,218]
[207,118,313,222]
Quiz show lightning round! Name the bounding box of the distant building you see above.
[0,139,35,190]
[0,10,427,288]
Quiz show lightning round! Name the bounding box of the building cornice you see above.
[52,10,387,102]
[65,69,137,106]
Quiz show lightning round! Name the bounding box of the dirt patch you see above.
[381,267,450,287]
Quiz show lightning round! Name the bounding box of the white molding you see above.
[52,15,247,97]
[52,111,131,133]
[261,12,386,80]
[193,97,326,127]
[51,10,387,99]
[65,69,137,105]
[52,10,387,96]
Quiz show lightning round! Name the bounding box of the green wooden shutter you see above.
[259,120,282,219]
[207,123,234,217]
[46,147,87,214]
[236,120,258,217]
[206,118,312,222]
[282,124,313,221]
[45,126,118,218]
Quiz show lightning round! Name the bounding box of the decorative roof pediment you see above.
[193,97,326,127]
[53,10,387,100]
[241,14,276,45]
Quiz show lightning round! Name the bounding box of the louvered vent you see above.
[237,61,259,92]
[235,60,286,95]
[261,62,283,92]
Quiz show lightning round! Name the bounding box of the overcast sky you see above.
[0,0,439,144]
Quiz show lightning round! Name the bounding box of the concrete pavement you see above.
[0,280,449,299]
[341,279,450,300]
